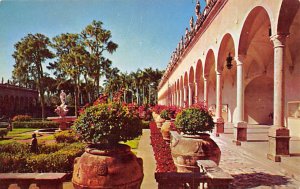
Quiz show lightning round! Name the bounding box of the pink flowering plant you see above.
[73,101,143,145]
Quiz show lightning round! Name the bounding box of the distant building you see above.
[0,83,38,117]
[158,0,300,161]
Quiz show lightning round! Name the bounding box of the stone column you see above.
[215,72,224,135]
[188,82,194,107]
[268,34,290,162]
[194,81,198,104]
[204,77,208,107]
[179,89,183,107]
[234,55,247,145]
[183,86,188,107]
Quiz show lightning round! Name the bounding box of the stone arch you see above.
[195,59,204,102]
[277,0,300,35]
[238,6,273,56]
[239,6,274,125]
[204,49,216,112]
[217,33,236,123]
[189,67,195,105]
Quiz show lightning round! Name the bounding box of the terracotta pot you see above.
[170,132,221,173]
[161,120,172,141]
[72,143,143,189]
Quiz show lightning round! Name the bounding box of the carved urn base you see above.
[170,132,221,173]
[161,120,172,141]
[72,144,143,189]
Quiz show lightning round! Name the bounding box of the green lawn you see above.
[121,137,141,150]
[7,128,36,137]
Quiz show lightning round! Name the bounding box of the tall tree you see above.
[81,20,118,99]
[52,33,90,116]
[12,33,54,119]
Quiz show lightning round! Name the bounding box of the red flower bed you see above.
[150,121,177,172]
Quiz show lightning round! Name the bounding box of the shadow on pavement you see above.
[231,172,290,189]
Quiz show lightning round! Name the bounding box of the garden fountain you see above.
[47,90,76,131]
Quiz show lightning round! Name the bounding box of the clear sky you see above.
[0,0,206,81]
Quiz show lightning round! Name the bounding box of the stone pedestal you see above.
[215,118,224,137]
[267,127,290,162]
[233,122,247,145]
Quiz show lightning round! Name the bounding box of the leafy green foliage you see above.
[0,142,85,173]
[54,130,79,143]
[12,121,59,128]
[175,108,214,135]
[73,102,143,145]
[12,33,54,119]
[160,110,171,120]
[12,115,32,122]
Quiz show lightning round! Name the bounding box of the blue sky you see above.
[0,0,206,81]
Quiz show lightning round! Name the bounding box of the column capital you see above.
[235,54,247,66]
[270,34,288,48]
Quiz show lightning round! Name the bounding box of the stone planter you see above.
[170,131,221,173]
[72,143,143,189]
[161,120,173,141]
[156,116,165,129]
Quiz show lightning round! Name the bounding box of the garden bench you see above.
[197,160,233,189]
[0,173,67,189]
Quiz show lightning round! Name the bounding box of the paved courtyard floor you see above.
[62,126,300,189]
[211,125,300,189]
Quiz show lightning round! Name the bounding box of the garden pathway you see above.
[137,129,158,189]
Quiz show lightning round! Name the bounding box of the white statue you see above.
[55,90,68,117]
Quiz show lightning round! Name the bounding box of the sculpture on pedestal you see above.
[55,90,69,117]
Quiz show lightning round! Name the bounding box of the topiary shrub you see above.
[12,115,32,122]
[54,130,79,143]
[175,107,214,135]
[73,102,143,145]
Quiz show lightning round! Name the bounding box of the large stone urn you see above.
[161,120,172,141]
[170,131,221,173]
[72,144,143,189]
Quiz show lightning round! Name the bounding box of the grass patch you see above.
[12,134,33,140]
[7,128,36,136]
[121,137,140,149]
[38,134,55,141]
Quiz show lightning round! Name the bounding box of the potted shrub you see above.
[171,106,221,173]
[72,102,144,189]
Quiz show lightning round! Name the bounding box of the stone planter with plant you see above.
[72,102,144,189]
[171,106,221,173]
[160,109,173,141]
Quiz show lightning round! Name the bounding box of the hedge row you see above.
[12,121,59,128]
[0,141,85,173]
[54,130,79,143]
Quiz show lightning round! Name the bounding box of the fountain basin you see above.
[47,116,77,130]
[34,128,57,135]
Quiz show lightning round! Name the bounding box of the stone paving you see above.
[211,126,300,189]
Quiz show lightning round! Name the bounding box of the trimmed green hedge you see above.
[0,141,85,173]
[54,130,79,143]
[12,121,59,129]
